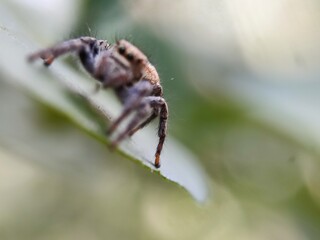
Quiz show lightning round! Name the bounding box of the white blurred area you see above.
[2,0,83,42]
[227,0,320,81]
[127,0,320,81]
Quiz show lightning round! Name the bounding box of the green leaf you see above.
[0,6,209,202]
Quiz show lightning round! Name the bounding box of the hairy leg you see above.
[106,80,153,135]
[128,112,157,137]
[110,96,168,168]
[27,37,99,66]
[153,98,168,168]
[110,102,150,149]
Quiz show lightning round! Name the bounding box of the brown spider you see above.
[28,37,168,168]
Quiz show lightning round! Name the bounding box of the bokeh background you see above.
[1,0,320,239]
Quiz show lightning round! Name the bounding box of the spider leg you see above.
[110,96,168,169]
[106,80,153,135]
[153,98,168,168]
[27,37,98,67]
[110,102,150,149]
[106,107,132,135]
[128,112,158,137]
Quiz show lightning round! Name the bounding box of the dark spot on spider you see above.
[93,46,99,56]
[126,82,133,87]
[126,53,134,61]
[118,46,126,54]
[136,58,143,64]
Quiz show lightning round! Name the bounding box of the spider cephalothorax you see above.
[28,37,168,168]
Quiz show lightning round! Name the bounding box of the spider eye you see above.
[118,46,126,54]
[126,53,134,61]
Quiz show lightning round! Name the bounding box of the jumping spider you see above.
[28,37,168,168]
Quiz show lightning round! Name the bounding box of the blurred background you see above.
[1,0,320,239]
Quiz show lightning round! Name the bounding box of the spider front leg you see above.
[27,37,106,68]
